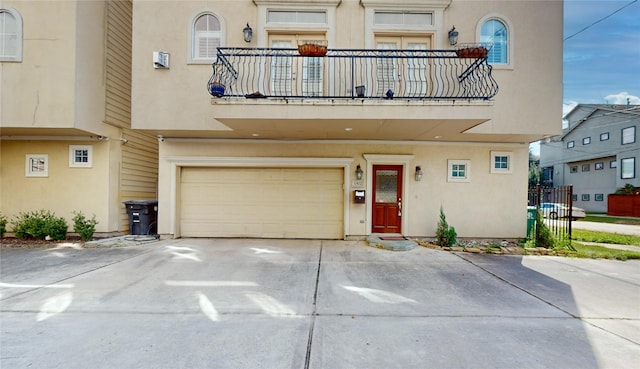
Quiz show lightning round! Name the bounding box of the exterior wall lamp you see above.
[243,23,253,43]
[355,164,364,180]
[448,26,459,46]
[415,166,423,181]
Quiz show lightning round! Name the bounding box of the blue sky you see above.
[563,0,640,114]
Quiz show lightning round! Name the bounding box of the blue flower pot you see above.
[210,83,225,97]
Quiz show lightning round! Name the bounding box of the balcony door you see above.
[269,34,326,97]
[375,36,431,97]
[372,165,403,233]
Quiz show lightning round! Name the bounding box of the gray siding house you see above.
[539,104,640,213]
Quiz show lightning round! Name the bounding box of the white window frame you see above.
[189,12,225,64]
[490,151,512,174]
[0,6,23,62]
[622,126,636,145]
[25,154,48,177]
[448,159,471,183]
[69,145,93,168]
[477,14,513,69]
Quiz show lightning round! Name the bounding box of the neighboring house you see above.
[539,104,640,213]
[0,0,158,235]
[131,0,563,239]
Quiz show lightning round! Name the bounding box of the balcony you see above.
[206,46,499,141]
[208,46,498,100]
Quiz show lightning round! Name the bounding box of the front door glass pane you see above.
[375,170,398,203]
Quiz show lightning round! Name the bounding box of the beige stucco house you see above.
[2,0,563,240]
[1,0,158,234]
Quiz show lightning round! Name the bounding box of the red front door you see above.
[372,165,402,233]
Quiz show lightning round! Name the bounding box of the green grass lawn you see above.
[568,229,640,260]
[582,214,640,225]
[572,229,640,246]
[571,242,640,260]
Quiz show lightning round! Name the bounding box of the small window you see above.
[582,137,591,145]
[610,160,617,168]
[595,194,604,201]
[600,132,609,141]
[622,126,636,145]
[480,19,508,64]
[621,157,635,179]
[191,13,222,62]
[570,166,578,173]
[69,145,93,168]
[572,194,578,202]
[582,164,590,172]
[448,159,470,182]
[567,141,575,149]
[581,194,590,201]
[491,151,512,174]
[0,7,23,62]
[595,162,604,170]
[374,11,432,26]
[268,10,327,24]
[25,154,48,177]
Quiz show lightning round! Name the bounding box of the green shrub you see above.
[12,210,68,240]
[0,213,7,238]
[435,207,457,247]
[73,212,98,242]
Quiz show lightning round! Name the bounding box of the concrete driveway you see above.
[1,239,639,369]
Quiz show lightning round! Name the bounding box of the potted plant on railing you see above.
[298,40,328,57]
[608,184,640,217]
[455,43,491,58]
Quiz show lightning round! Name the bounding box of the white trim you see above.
[476,13,514,69]
[166,156,353,237]
[25,154,48,177]
[188,11,226,64]
[363,154,414,235]
[362,1,446,49]
[69,145,93,168]
[0,6,23,62]
[490,150,512,174]
[448,159,471,182]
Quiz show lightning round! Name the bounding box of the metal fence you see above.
[208,47,499,100]
[527,185,574,245]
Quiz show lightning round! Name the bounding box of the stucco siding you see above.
[158,141,528,239]
[0,140,111,232]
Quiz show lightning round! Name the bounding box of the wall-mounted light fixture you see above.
[355,164,364,180]
[243,23,253,43]
[448,26,459,46]
[415,166,423,181]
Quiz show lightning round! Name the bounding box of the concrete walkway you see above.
[1,239,639,368]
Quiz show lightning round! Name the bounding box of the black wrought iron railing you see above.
[208,47,499,100]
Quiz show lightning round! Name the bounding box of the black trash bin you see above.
[124,200,158,235]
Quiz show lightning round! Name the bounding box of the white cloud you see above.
[604,92,640,105]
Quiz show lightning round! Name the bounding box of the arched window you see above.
[191,13,222,62]
[0,7,22,61]
[481,19,508,64]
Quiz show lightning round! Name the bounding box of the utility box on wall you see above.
[354,190,365,204]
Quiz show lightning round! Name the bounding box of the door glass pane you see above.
[375,170,398,203]
[271,40,293,95]
[376,42,397,95]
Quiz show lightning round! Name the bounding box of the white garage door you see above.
[180,167,344,238]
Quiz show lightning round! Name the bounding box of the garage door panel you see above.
[180,167,344,238]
